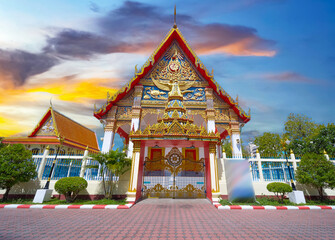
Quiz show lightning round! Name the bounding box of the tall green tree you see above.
[88,152,109,197]
[296,153,335,201]
[253,132,282,157]
[0,144,36,201]
[284,113,322,155]
[310,123,335,156]
[284,113,320,141]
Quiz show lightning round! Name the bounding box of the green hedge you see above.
[54,177,88,203]
[267,182,292,203]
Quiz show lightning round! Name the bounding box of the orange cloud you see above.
[0,77,119,137]
[195,38,276,57]
[0,115,28,137]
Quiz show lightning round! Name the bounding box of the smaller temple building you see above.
[3,106,100,154]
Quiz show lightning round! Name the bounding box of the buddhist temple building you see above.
[94,23,250,202]
[3,107,100,155]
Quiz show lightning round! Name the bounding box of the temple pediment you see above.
[94,27,250,124]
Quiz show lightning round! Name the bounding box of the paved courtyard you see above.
[0,199,334,240]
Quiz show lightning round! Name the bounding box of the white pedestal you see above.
[288,190,306,204]
[33,189,53,203]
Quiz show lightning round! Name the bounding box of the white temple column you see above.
[209,142,220,202]
[205,88,216,133]
[127,85,143,158]
[230,123,242,158]
[127,140,141,202]
[38,146,49,179]
[101,131,114,153]
[80,147,89,178]
[101,106,117,153]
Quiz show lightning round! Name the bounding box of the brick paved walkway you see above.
[1,199,334,239]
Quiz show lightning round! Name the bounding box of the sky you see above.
[0,0,334,147]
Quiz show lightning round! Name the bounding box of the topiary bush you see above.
[54,177,88,203]
[267,182,292,203]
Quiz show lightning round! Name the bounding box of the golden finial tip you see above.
[86,146,89,150]
[173,5,177,28]
[290,149,293,154]
[256,149,259,153]
[323,149,327,154]
[46,145,50,150]
[222,148,225,153]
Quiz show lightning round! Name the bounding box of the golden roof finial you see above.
[173,5,177,29]
[256,149,259,153]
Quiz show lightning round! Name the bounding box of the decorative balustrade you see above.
[224,151,334,182]
[32,153,119,182]
[31,150,334,183]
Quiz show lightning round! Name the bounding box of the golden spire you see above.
[173,5,177,29]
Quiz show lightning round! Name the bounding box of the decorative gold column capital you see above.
[104,120,115,131]
[209,142,217,154]
[205,88,214,100]
[206,109,215,121]
[131,107,142,118]
[133,140,141,152]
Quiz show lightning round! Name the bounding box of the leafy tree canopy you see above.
[0,144,36,201]
[254,132,282,157]
[284,113,321,141]
[296,153,335,200]
[0,138,5,149]
[310,123,335,156]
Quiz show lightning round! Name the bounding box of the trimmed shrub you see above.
[54,177,88,203]
[267,182,292,203]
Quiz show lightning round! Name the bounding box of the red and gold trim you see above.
[94,28,250,123]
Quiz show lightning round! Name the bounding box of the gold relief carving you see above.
[116,107,132,120]
[186,109,207,119]
[215,109,230,122]
[36,117,55,136]
[143,87,168,100]
[183,88,205,101]
[141,108,163,118]
[150,44,200,81]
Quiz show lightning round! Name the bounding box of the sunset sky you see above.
[0,0,334,147]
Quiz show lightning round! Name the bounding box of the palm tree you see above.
[89,150,131,199]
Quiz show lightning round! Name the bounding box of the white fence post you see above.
[256,150,264,181]
[80,147,89,178]
[37,146,49,179]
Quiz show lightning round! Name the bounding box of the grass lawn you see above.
[1,198,127,205]
[219,197,335,206]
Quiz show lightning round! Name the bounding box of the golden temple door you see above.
[142,147,206,199]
